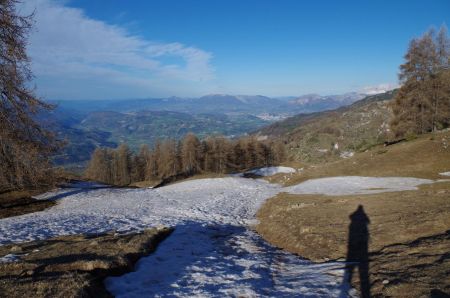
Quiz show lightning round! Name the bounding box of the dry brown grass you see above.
[257,183,450,297]
[257,181,450,261]
[0,191,56,219]
[257,131,450,297]
[267,130,450,186]
[0,227,173,298]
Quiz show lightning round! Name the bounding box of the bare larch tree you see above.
[1,0,56,191]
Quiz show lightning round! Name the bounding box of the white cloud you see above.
[19,0,215,99]
[360,83,399,95]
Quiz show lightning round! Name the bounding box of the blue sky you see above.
[21,0,450,100]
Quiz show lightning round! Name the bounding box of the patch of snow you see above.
[361,83,398,95]
[0,178,280,245]
[437,179,450,183]
[340,151,354,159]
[0,253,20,263]
[247,166,296,176]
[285,176,433,196]
[0,175,436,296]
[106,224,356,297]
[439,171,450,176]
[256,135,268,141]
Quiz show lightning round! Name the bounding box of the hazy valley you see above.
[45,92,377,169]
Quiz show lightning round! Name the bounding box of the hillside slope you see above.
[287,92,365,113]
[257,131,450,297]
[255,90,396,162]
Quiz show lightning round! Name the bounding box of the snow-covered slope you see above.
[0,176,435,297]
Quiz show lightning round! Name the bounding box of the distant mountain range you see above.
[50,92,374,116]
[42,90,393,170]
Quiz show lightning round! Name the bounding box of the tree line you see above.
[390,26,450,138]
[84,134,286,186]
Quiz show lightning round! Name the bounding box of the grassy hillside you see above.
[257,130,450,297]
[271,130,450,185]
[255,90,397,163]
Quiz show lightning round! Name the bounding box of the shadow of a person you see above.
[343,205,371,298]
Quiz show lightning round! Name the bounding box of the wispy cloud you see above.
[20,0,215,99]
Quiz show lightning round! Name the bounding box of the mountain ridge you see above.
[49,91,387,115]
[254,90,397,162]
